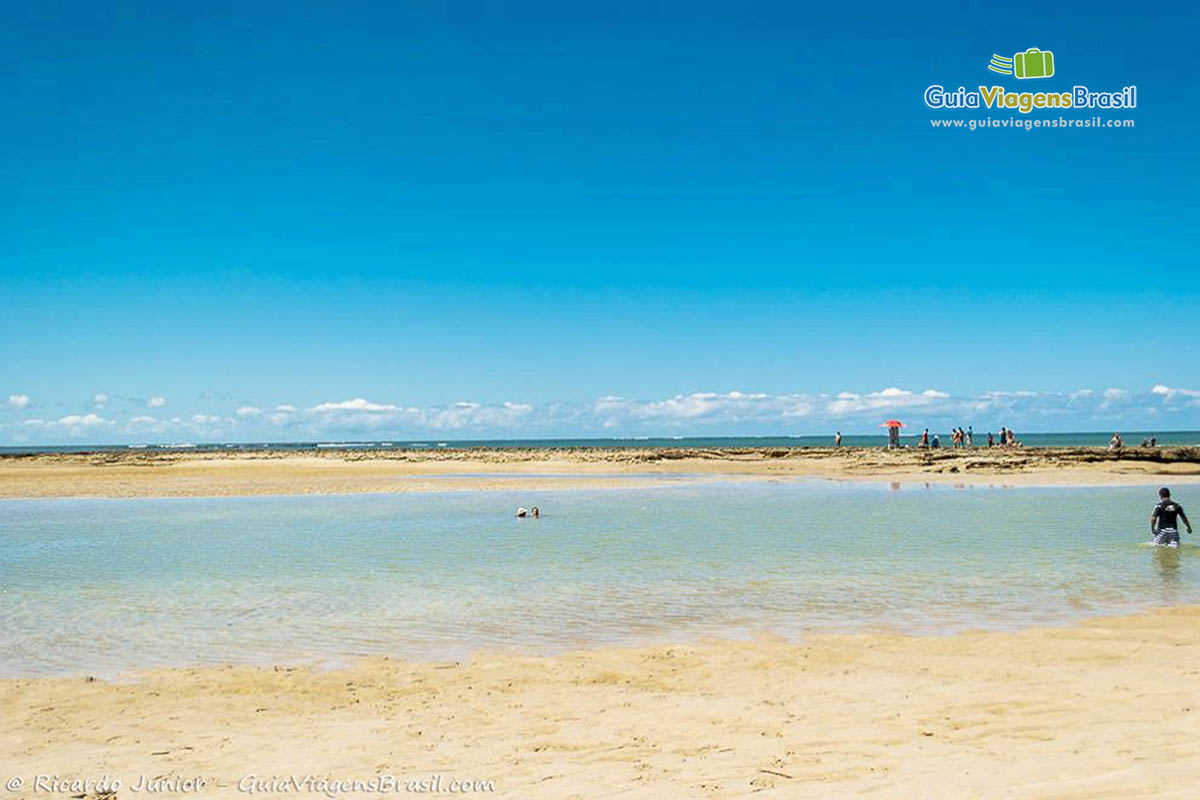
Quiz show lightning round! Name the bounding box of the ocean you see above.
[2,430,1199,455]
[2,479,1197,678]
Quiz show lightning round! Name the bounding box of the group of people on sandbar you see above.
[911,426,1018,449]
[1113,434,1161,453]
[990,427,1019,447]
[1109,432,1159,450]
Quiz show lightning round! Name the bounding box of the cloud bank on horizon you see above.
[2,385,1199,444]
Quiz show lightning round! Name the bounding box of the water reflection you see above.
[1154,545,1182,595]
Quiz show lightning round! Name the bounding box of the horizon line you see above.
[4,429,1199,451]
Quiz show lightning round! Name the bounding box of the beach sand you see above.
[3,606,1198,799]
[2,446,1199,498]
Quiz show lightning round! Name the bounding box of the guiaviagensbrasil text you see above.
[925,85,1136,115]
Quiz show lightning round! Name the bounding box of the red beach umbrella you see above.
[880,419,905,448]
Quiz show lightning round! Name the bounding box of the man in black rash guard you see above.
[1151,487,1192,547]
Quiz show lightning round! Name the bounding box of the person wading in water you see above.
[1151,487,1192,547]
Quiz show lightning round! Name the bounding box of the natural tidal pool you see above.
[1,480,1196,677]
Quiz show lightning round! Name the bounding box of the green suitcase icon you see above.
[1014,48,1054,79]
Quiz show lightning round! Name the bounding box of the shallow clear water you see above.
[1,480,1197,677]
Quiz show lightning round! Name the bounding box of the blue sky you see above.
[2,1,1198,442]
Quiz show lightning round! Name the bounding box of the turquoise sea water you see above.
[1,480,1198,678]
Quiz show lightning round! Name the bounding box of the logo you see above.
[924,46,1135,114]
[989,48,1055,79]
[988,54,1013,75]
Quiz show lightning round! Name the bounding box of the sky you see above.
[2,1,1198,443]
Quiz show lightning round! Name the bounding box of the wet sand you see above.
[3,607,1198,799]
[2,446,1199,498]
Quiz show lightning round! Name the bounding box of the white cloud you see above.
[113,412,229,438]
[7,394,30,409]
[22,413,113,436]
[595,391,801,425]
[587,385,1200,431]
[825,387,953,416]
[7,384,1200,444]
[264,404,299,425]
[1095,387,1132,412]
[310,397,401,413]
[1149,384,1200,409]
[426,401,534,430]
[61,413,107,426]
[1151,383,1200,399]
[147,396,167,408]
[93,393,109,408]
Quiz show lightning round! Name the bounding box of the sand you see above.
[3,606,1198,799]
[2,446,1199,498]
